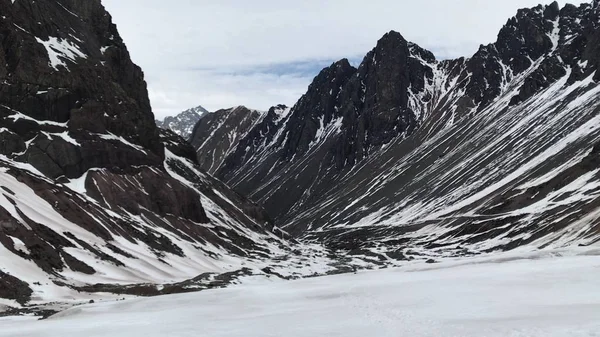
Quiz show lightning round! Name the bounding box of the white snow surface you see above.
[1,251,599,337]
[35,36,87,70]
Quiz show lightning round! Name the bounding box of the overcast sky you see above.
[101,0,585,120]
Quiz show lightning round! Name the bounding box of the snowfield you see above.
[2,251,599,337]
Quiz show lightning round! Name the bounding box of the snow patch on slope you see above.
[35,36,87,70]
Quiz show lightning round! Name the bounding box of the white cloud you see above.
[146,69,311,116]
[101,0,585,119]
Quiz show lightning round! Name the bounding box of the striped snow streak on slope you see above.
[306,65,600,254]
[193,106,267,174]
[0,148,342,308]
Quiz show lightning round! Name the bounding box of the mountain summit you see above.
[156,105,208,139]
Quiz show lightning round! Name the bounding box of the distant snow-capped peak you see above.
[156,105,209,139]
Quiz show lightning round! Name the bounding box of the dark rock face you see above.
[194,1,600,251]
[278,59,356,163]
[161,128,198,163]
[0,0,162,179]
[0,271,32,305]
[331,33,433,166]
[156,105,208,140]
[223,104,291,171]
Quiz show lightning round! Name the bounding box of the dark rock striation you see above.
[190,105,268,174]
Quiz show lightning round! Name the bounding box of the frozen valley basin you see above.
[1,250,599,337]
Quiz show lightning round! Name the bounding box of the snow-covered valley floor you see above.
[2,250,600,337]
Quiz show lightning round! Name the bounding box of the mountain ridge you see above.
[191,1,600,254]
[156,105,208,139]
[3,0,600,316]
[0,0,359,314]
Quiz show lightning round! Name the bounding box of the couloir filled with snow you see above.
[1,249,599,337]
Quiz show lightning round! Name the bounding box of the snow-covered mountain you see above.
[192,1,600,255]
[0,0,365,315]
[156,105,208,140]
[5,0,600,319]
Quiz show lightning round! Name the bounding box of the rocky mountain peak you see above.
[370,30,436,63]
[191,105,267,174]
[265,104,290,122]
[156,105,208,139]
[544,1,561,20]
[376,30,407,47]
[369,31,409,65]
[332,58,353,70]
[305,59,356,94]
[495,4,557,73]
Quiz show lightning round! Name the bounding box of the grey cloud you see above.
[101,0,585,119]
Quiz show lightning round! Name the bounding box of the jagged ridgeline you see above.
[192,1,600,251]
[156,105,208,140]
[0,0,328,309]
